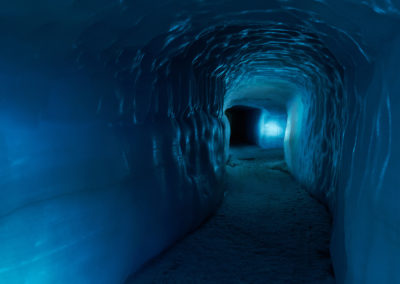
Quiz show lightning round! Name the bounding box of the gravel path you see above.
[127,146,334,283]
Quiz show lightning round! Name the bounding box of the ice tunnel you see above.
[0,0,400,283]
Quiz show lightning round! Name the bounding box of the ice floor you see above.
[127,146,334,283]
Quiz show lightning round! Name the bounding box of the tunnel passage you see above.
[0,1,400,283]
[225,105,288,150]
[130,143,333,283]
[225,106,261,146]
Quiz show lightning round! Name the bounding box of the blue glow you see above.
[258,111,287,149]
[260,121,284,137]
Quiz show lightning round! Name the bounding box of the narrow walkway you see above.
[128,146,334,283]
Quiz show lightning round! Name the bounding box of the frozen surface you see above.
[128,146,334,283]
[0,115,226,283]
[258,110,286,149]
[0,0,400,283]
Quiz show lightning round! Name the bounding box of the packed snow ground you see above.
[127,146,334,283]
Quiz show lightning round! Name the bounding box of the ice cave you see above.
[0,0,399,283]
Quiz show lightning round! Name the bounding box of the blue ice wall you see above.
[0,60,226,282]
[1,0,400,283]
[332,33,400,284]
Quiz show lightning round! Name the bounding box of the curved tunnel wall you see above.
[0,1,400,283]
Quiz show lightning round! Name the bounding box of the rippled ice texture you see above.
[0,0,399,283]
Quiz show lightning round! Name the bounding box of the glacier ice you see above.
[0,0,400,283]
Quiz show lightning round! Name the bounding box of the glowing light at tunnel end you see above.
[257,111,286,149]
[260,121,284,137]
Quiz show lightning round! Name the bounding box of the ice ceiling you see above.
[0,0,400,283]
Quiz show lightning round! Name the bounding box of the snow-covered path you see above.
[127,146,334,283]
